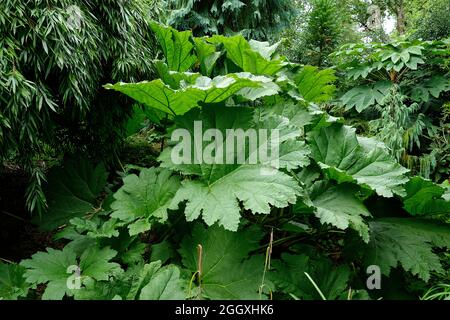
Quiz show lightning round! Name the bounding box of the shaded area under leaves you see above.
[0,167,56,262]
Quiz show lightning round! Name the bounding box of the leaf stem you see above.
[0,257,14,264]
[304,272,327,300]
[1,210,27,222]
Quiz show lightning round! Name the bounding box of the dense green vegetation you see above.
[168,0,295,40]
[333,39,450,179]
[0,0,449,301]
[0,0,164,215]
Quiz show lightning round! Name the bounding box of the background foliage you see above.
[0,0,163,214]
[333,39,450,180]
[168,0,296,40]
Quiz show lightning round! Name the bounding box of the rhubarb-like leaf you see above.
[35,159,108,231]
[308,124,408,197]
[403,177,450,216]
[111,168,180,236]
[0,263,30,300]
[161,106,304,230]
[311,183,370,242]
[362,218,450,281]
[21,246,121,300]
[179,224,266,299]
[104,73,263,116]
[150,22,197,72]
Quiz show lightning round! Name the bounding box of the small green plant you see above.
[421,284,450,300]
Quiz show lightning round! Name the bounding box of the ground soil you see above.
[0,167,55,262]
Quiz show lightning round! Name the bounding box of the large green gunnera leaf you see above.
[104,73,264,116]
[403,177,450,216]
[150,22,197,72]
[74,260,185,300]
[263,101,343,134]
[0,263,30,300]
[179,224,267,300]
[294,66,336,103]
[308,124,408,197]
[35,159,108,231]
[311,182,371,242]
[139,262,185,300]
[270,254,350,300]
[160,106,305,231]
[194,38,222,76]
[209,35,286,76]
[111,168,180,236]
[20,246,121,300]
[362,218,450,281]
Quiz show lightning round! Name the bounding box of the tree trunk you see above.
[395,1,406,34]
